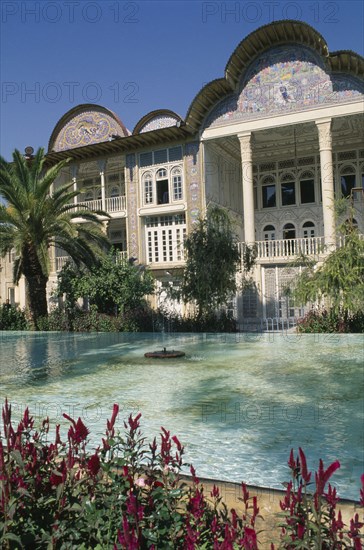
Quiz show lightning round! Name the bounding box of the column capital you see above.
[316,119,332,150]
[237,133,253,163]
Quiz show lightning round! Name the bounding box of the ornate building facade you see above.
[1,20,363,325]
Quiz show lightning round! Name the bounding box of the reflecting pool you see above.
[0,331,363,500]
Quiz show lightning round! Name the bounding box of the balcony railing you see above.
[66,196,126,214]
[76,199,103,212]
[55,256,73,271]
[105,195,126,213]
[55,251,128,272]
[240,237,325,261]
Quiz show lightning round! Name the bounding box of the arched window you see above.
[300,171,315,204]
[283,223,296,240]
[302,221,315,238]
[143,172,153,204]
[281,172,296,206]
[171,167,183,200]
[262,175,276,208]
[340,165,356,198]
[156,168,169,204]
[263,224,275,240]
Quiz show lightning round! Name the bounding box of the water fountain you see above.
[0,331,362,500]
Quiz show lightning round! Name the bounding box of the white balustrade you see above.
[105,195,126,213]
[240,236,325,261]
[55,256,72,271]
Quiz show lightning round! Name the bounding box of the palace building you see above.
[1,20,363,326]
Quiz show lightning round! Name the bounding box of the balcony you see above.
[239,237,325,263]
[66,196,127,214]
[55,250,128,272]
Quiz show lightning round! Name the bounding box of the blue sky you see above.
[1,0,363,160]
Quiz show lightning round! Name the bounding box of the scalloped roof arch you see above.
[185,19,364,132]
[133,109,184,135]
[48,104,130,153]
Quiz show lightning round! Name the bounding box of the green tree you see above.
[0,148,110,328]
[290,229,364,318]
[57,251,155,315]
[180,205,241,318]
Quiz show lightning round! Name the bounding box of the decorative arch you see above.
[184,20,364,132]
[133,109,183,134]
[48,104,130,152]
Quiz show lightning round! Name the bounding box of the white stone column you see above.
[316,119,336,250]
[238,132,255,245]
[71,164,78,206]
[97,159,106,211]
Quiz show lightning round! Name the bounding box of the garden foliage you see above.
[0,304,28,330]
[1,401,363,549]
[180,206,241,319]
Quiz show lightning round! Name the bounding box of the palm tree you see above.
[0,148,111,328]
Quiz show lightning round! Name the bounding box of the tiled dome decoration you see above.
[139,114,179,133]
[51,108,129,152]
[205,45,364,129]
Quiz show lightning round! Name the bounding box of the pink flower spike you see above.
[323,460,340,486]
[288,449,296,471]
[172,435,182,451]
[107,403,119,431]
[298,447,311,483]
[128,412,141,431]
[360,473,364,507]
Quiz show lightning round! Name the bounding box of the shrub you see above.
[154,308,238,333]
[297,308,364,333]
[275,448,364,549]
[0,304,28,330]
[1,401,363,549]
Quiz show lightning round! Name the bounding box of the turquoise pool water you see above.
[0,331,363,500]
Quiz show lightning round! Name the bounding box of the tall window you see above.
[281,173,296,206]
[156,169,169,204]
[300,171,315,204]
[145,214,186,263]
[263,224,275,240]
[340,166,356,198]
[172,167,183,200]
[302,221,315,238]
[142,166,183,206]
[143,172,153,204]
[283,223,296,239]
[262,175,276,208]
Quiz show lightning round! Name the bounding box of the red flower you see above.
[298,447,311,483]
[288,449,296,471]
[360,473,364,507]
[63,414,89,445]
[297,523,305,539]
[172,435,183,451]
[87,453,100,477]
[190,464,199,484]
[242,526,258,550]
[211,484,220,498]
[325,483,339,508]
[316,458,340,496]
[241,482,250,504]
[107,403,119,434]
[127,412,141,431]
[50,459,67,487]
